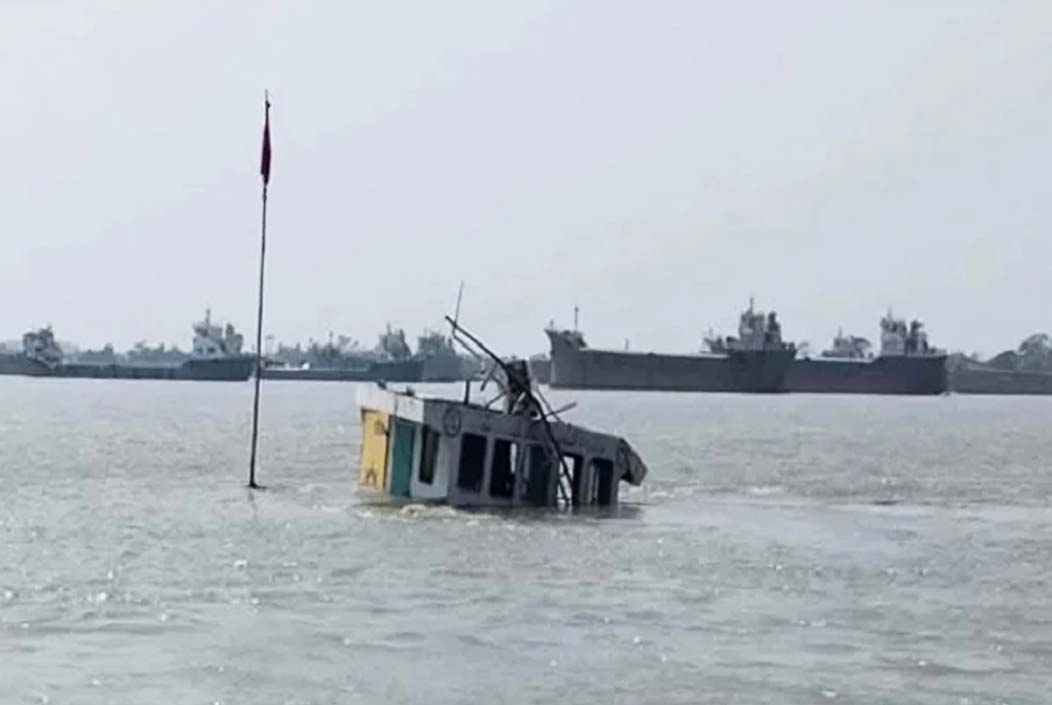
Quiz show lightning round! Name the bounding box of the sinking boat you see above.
[356,320,648,508]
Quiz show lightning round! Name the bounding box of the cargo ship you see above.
[0,310,255,381]
[260,327,478,382]
[948,334,1052,394]
[0,328,64,376]
[786,312,947,394]
[545,300,796,392]
[951,366,1052,394]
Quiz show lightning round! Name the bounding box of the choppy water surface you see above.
[2,378,1051,704]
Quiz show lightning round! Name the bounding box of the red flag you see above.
[260,95,272,185]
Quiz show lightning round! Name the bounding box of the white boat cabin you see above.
[357,386,647,508]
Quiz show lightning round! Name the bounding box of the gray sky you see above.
[3,1,1050,357]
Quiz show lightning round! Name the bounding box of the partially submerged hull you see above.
[357,386,647,508]
[786,355,948,395]
[547,333,796,392]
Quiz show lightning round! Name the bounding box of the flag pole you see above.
[248,91,272,490]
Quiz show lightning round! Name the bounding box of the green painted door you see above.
[388,419,416,497]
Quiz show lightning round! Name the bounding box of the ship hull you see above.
[261,367,375,382]
[263,359,424,383]
[368,359,423,382]
[177,357,256,381]
[950,368,1052,395]
[418,354,469,382]
[786,355,948,395]
[528,358,552,385]
[263,355,477,383]
[0,354,48,376]
[547,340,796,393]
[0,356,255,381]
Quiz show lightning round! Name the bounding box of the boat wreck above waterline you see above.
[356,318,648,509]
[357,385,647,508]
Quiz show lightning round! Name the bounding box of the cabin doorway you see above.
[388,419,416,497]
[526,445,555,506]
[591,458,615,506]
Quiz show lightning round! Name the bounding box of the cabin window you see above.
[456,433,487,493]
[418,427,440,485]
[526,444,555,505]
[590,458,614,506]
[489,439,518,498]
[563,454,584,506]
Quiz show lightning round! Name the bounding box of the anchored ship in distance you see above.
[785,311,947,395]
[949,333,1052,394]
[545,300,796,393]
[0,310,254,381]
[0,317,481,385]
[261,327,479,382]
